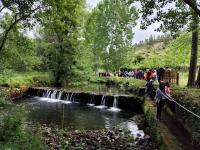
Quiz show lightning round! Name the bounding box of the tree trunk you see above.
[196,67,200,87]
[187,9,199,87]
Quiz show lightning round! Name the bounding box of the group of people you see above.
[98,67,170,84]
[145,79,175,120]
[115,67,167,83]
[115,69,144,79]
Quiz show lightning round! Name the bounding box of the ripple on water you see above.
[108,107,121,112]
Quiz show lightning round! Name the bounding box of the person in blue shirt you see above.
[145,79,156,100]
[155,81,170,120]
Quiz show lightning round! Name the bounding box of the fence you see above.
[160,70,179,85]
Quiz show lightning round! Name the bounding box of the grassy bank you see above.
[171,87,200,144]
[90,76,146,89]
[0,71,53,106]
[0,71,52,88]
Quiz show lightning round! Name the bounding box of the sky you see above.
[86,0,164,43]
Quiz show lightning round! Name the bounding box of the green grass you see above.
[179,71,188,87]
[0,71,52,87]
[90,76,146,88]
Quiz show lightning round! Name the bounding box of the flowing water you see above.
[20,96,144,137]
[108,96,121,112]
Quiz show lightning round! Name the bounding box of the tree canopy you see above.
[85,0,138,71]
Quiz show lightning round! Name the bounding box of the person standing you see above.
[155,82,169,120]
[145,79,155,100]
[164,82,176,113]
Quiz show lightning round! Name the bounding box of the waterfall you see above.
[108,96,120,112]
[95,95,107,109]
[88,96,95,106]
[62,93,71,104]
[69,93,74,102]
[51,91,57,99]
[46,90,52,98]
[66,93,69,101]
[58,91,62,100]
[101,95,105,106]
[72,96,75,103]
[113,96,118,108]
[43,90,48,97]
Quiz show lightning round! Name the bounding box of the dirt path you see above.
[162,110,200,150]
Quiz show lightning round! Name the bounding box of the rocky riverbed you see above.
[42,125,157,150]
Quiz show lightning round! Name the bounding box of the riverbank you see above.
[0,71,52,105]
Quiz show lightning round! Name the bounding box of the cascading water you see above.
[66,93,69,101]
[96,95,107,109]
[108,96,120,112]
[88,96,95,106]
[101,95,105,105]
[58,91,62,100]
[70,93,74,102]
[46,90,52,98]
[40,90,60,102]
[51,90,57,99]
[113,96,118,108]
[62,93,72,104]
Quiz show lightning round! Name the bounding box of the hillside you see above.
[130,33,200,70]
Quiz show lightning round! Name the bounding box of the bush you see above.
[3,107,26,141]
[1,106,44,150]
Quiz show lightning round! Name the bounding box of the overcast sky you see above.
[86,0,163,43]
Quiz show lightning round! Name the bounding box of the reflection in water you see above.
[24,97,141,134]
[21,96,144,139]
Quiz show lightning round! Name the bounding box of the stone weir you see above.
[26,87,144,113]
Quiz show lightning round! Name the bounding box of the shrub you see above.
[1,106,44,150]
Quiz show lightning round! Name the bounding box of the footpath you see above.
[144,99,200,150]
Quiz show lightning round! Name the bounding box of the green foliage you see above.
[1,106,44,150]
[144,100,164,149]
[3,107,26,141]
[0,29,41,71]
[136,0,191,36]
[0,71,52,87]
[85,0,138,71]
[0,0,49,52]
[171,86,200,143]
[38,0,88,86]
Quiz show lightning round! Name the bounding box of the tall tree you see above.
[188,5,199,86]
[39,0,86,86]
[86,0,138,71]
[85,8,103,73]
